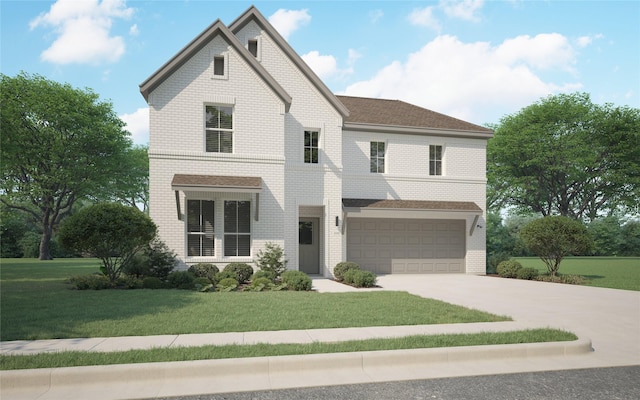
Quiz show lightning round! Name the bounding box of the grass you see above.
[0,329,577,370]
[515,257,640,291]
[0,258,509,341]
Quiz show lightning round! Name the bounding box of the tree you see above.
[58,203,157,282]
[109,145,149,213]
[1,72,133,259]
[520,216,593,276]
[620,220,640,256]
[587,216,623,256]
[488,92,640,221]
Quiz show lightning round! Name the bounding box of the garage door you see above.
[347,218,465,274]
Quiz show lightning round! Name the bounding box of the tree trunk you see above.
[39,226,53,260]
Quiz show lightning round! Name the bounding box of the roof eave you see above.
[343,122,494,139]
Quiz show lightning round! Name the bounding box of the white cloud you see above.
[120,107,149,145]
[441,0,484,22]
[341,34,582,125]
[576,33,603,48]
[302,49,359,80]
[268,9,311,40]
[348,49,362,65]
[30,0,134,65]
[129,23,139,36]
[408,7,441,31]
[369,9,384,23]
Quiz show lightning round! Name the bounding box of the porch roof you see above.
[171,174,262,193]
[342,198,482,213]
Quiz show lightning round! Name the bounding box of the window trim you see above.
[186,199,215,257]
[223,200,251,257]
[429,144,444,176]
[370,141,386,173]
[303,129,320,164]
[204,104,233,153]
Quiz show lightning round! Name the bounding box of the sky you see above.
[2,0,639,145]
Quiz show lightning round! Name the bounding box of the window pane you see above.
[378,158,385,173]
[370,158,377,173]
[370,142,377,157]
[206,131,220,152]
[299,222,313,245]
[224,201,237,233]
[304,148,311,163]
[311,131,318,147]
[205,106,219,128]
[202,235,214,256]
[248,40,258,57]
[224,235,237,256]
[237,235,251,256]
[220,131,233,153]
[187,234,201,257]
[214,56,224,76]
[377,142,385,157]
[237,201,251,233]
[219,107,233,129]
[187,200,200,232]
[304,131,311,147]
[311,148,318,163]
[202,201,214,234]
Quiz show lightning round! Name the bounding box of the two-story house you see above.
[139,6,493,277]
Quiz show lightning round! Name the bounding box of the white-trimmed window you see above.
[187,200,214,257]
[224,200,251,256]
[370,141,385,173]
[304,130,319,164]
[429,144,443,176]
[205,105,233,153]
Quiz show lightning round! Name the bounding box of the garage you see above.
[347,218,466,274]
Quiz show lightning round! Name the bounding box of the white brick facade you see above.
[142,6,490,276]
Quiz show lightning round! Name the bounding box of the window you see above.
[213,56,225,76]
[205,105,233,153]
[187,200,214,257]
[370,141,385,173]
[304,130,319,164]
[224,201,251,256]
[429,145,443,176]
[248,39,258,57]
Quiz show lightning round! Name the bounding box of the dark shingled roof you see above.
[171,174,262,189]
[343,198,482,212]
[337,95,492,133]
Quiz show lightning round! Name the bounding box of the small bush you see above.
[188,263,219,283]
[516,267,539,280]
[250,277,273,292]
[255,242,288,278]
[67,274,112,290]
[142,276,164,289]
[560,274,586,285]
[224,263,254,283]
[167,271,195,290]
[334,262,360,282]
[343,269,377,288]
[251,270,276,282]
[193,277,214,292]
[217,277,238,292]
[214,270,236,284]
[117,275,144,289]
[281,270,312,291]
[497,260,523,278]
[145,238,178,280]
[487,252,510,274]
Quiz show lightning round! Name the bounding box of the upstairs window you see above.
[187,200,214,257]
[304,130,319,164]
[213,56,225,76]
[224,200,251,257]
[248,39,258,57]
[370,141,385,173]
[429,145,443,175]
[205,105,233,153]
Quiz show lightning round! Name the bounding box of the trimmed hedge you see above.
[497,260,522,278]
[188,263,219,283]
[334,262,360,282]
[516,267,539,280]
[281,270,312,291]
[224,263,254,283]
[343,269,377,288]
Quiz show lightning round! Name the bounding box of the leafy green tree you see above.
[109,145,149,212]
[520,216,593,276]
[620,220,640,256]
[0,72,135,260]
[488,92,640,221]
[587,216,623,256]
[58,203,157,282]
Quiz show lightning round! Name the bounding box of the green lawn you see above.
[515,257,640,291]
[0,258,508,341]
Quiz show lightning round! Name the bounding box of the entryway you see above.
[299,217,319,274]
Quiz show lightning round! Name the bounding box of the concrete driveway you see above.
[376,274,640,368]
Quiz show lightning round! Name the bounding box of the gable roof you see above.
[139,19,292,111]
[229,6,349,118]
[337,95,493,138]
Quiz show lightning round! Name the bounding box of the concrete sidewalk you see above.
[1,276,638,400]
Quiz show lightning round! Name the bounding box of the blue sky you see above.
[2,0,639,145]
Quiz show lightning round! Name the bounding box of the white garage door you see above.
[347,218,466,274]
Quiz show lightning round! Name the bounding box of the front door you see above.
[299,218,319,274]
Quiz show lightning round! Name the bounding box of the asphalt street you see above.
[154,366,640,400]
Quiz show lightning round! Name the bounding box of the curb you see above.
[0,337,592,400]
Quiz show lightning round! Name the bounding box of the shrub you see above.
[251,270,276,282]
[516,267,539,280]
[142,276,164,289]
[281,270,312,291]
[334,262,360,282]
[343,269,377,288]
[67,274,112,290]
[224,263,254,283]
[255,242,287,278]
[117,275,144,289]
[497,260,522,278]
[214,270,236,284]
[250,277,273,292]
[144,238,178,280]
[487,252,510,274]
[188,263,219,283]
[217,277,238,292]
[167,271,195,290]
[123,253,150,278]
[560,274,587,285]
[193,277,214,292]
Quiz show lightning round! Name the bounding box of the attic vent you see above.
[248,39,258,57]
[213,56,225,76]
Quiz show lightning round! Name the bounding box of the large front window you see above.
[224,201,251,256]
[187,200,214,256]
[429,145,443,176]
[205,105,233,153]
[370,141,385,173]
